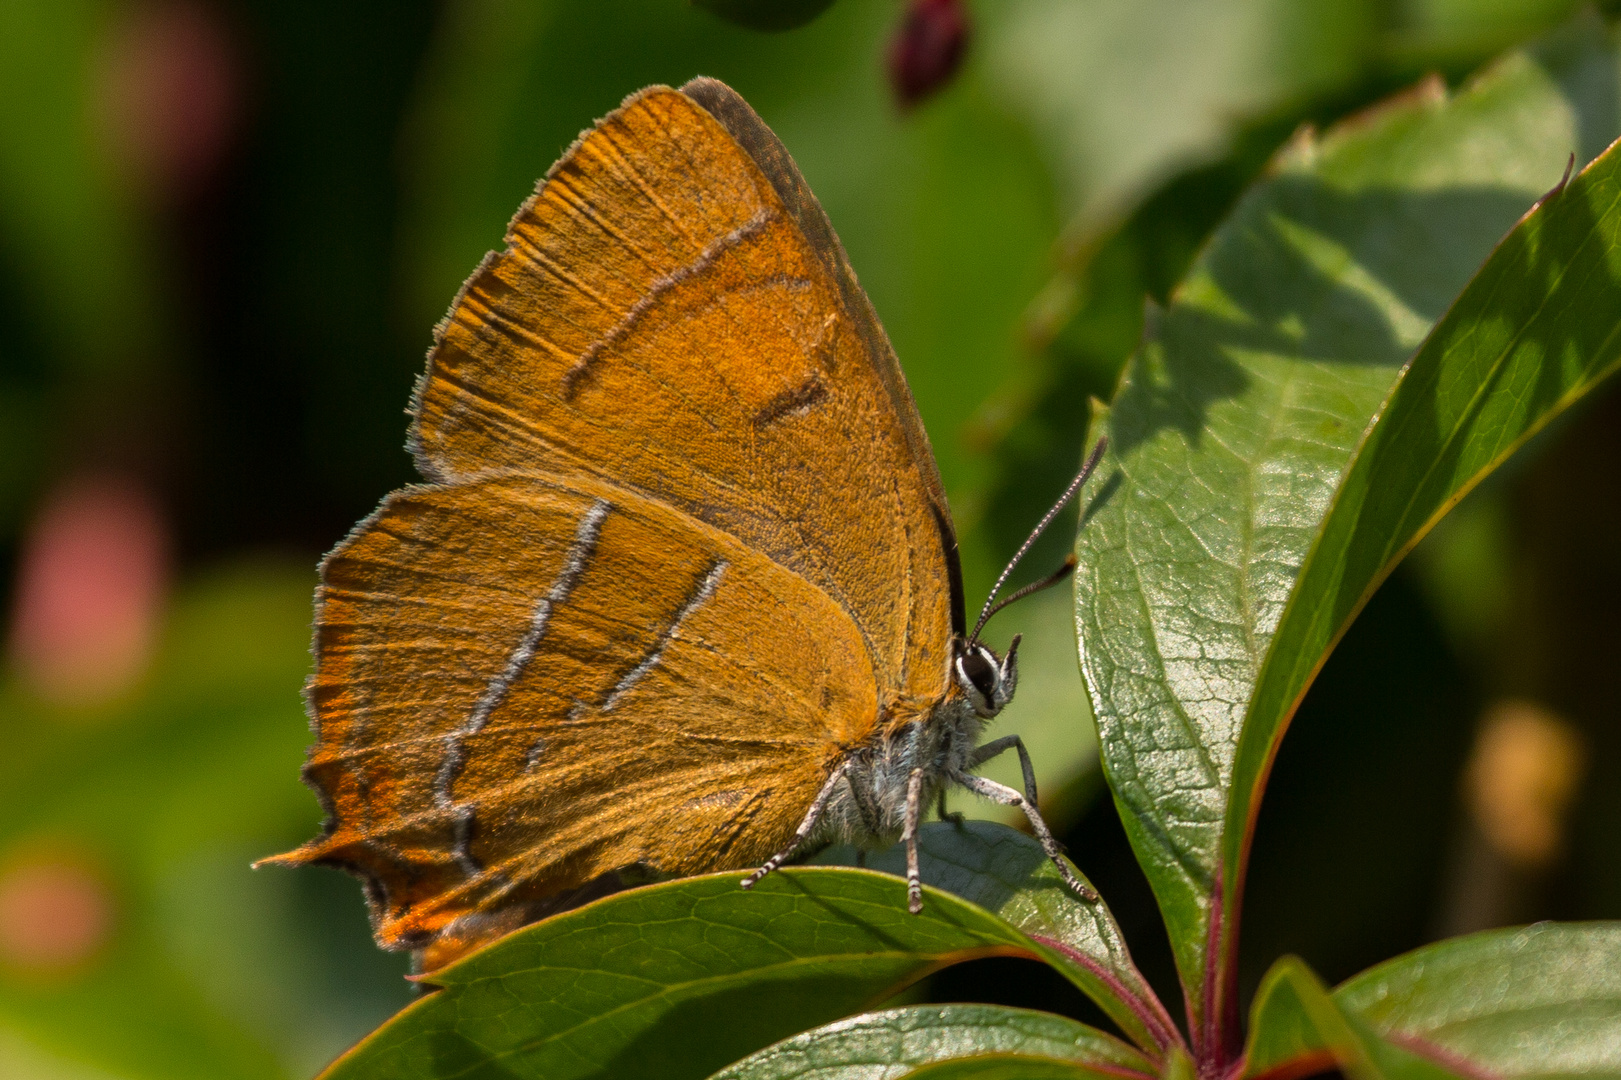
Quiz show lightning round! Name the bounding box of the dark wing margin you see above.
[681,75,967,635]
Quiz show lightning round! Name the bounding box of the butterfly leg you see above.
[904,767,925,914]
[741,762,850,891]
[950,770,1099,902]
[935,789,964,827]
[969,734,1039,806]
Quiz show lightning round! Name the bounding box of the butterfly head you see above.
[954,438,1107,723]
[953,634,1019,719]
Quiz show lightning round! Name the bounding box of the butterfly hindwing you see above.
[286,472,872,951]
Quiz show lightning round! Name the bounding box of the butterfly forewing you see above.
[411,83,959,700]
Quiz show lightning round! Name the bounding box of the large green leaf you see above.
[1338,923,1621,1079]
[896,1060,1134,1080]
[1244,924,1621,1079]
[325,821,1191,1080]
[707,1004,1153,1080]
[985,0,1581,231]
[1244,957,1458,1080]
[322,870,1043,1080]
[980,0,1584,538]
[818,821,1180,1056]
[1072,14,1621,1056]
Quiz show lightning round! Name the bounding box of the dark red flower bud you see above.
[888,0,969,109]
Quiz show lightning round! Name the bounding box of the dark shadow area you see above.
[1499,379,1621,928]
[924,953,1127,1037]
[175,0,439,563]
[1239,568,1478,1002]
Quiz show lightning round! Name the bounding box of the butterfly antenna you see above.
[968,437,1107,645]
[978,553,1077,628]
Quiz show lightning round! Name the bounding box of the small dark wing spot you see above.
[753,376,829,427]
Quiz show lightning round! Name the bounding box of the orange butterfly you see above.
[261,77,1101,973]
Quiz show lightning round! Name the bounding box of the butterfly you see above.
[260,77,1102,973]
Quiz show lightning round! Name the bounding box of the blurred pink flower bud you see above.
[0,855,113,972]
[8,474,170,707]
[94,0,238,200]
[888,0,969,110]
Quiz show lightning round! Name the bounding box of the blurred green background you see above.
[1,1,1617,1077]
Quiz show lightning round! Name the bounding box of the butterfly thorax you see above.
[818,637,1016,848]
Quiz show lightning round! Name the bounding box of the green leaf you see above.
[322,869,1050,1080]
[1244,957,1455,1080]
[982,0,1379,229]
[1246,926,1621,1080]
[819,821,1179,1057]
[1072,14,1621,1051]
[986,0,1583,243]
[897,1059,1131,1080]
[707,1003,1154,1079]
[690,0,838,32]
[1336,923,1621,1079]
[979,0,1585,587]
[1241,957,1332,1078]
[1161,1046,1197,1080]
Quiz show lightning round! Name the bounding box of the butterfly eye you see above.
[956,645,1000,711]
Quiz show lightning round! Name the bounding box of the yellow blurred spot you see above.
[1465,700,1585,868]
[0,857,113,972]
